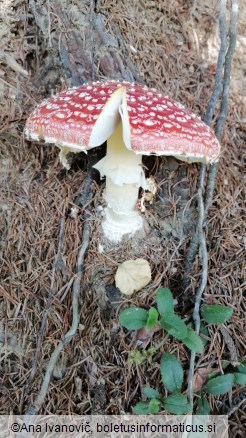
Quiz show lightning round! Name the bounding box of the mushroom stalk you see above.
[93,122,145,242]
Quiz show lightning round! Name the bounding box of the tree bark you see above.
[29,0,143,88]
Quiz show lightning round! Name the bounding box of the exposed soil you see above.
[0,1,245,436]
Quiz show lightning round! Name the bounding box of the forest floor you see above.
[0,1,245,437]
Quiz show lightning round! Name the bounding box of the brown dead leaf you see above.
[192,367,217,392]
[137,323,160,341]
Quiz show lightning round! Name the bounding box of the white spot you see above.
[87,105,96,111]
[79,92,86,97]
[155,105,167,111]
[144,119,156,126]
[56,112,66,118]
[175,101,186,110]
[46,103,59,110]
[63,96,71,101]
[163,123,173,128]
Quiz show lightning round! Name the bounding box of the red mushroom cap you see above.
[122,84,220,163]
[25,81,123,150]
[25,80,220,163]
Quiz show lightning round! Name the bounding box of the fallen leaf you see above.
[137,323,160,341]
[115,258,151,295]
[192,367,217,391]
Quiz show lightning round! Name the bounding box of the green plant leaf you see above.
[119,307,148,330]
[160,314,187,340]
[236,362,246,374]
[182,330,204,353]
[127,350,147,365]
[199,322,210,345]
[197,395,210,415]
[221,360,231,370]
[204,374,234,395]
[160,353,184,393]
[132,401,150,414]
[200,305,233,325]
[163,394,191,414]
[146,307,159,330]
[233,372,246,386]
[143,387,160,399]
[148,398,161,414]
[156,288,174,316]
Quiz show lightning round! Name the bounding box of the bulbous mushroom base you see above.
[102,207,144,243]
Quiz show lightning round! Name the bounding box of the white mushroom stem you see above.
[93,122,145,242]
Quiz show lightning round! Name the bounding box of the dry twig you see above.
[186,0,238,408]
[24,172,94,414]
[187,171,208,409]
[184,0,238,287]
[183,0,227,290]
[204,0,238,213]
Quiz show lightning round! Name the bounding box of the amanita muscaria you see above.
[25,80,220,242]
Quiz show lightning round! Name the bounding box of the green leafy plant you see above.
[119,287,242,415]
[233,361,246,385]
[203,374,234,395]
[160,353,183,393]
[133,353,191,415]
[200,304,233,324]
[120,287,203,353]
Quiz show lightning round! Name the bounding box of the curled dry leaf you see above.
[115,258,151,295]
[192,367,216,392]
[137,323,160,341]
